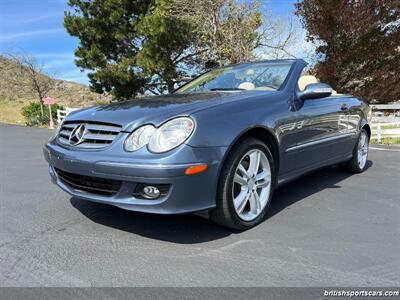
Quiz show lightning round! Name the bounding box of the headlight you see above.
[124,125,156,152]
[148,117,194,153]
[124,117,195,153]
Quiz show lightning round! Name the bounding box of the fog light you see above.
[143,186,160,199]
[133,183,170,200]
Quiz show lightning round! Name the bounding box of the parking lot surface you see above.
[0,123,399,287]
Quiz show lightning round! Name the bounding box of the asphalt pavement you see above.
[0,123,399,287]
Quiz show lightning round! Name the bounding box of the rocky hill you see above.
[0,56,111,124]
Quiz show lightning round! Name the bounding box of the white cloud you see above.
[36,52,75,59]
[57,70,89,85]
[0,28,64,43]
[3,13,62,26]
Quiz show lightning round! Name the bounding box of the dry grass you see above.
[371,138,400,145]
[0,100,26,125]
[0,55,112,125]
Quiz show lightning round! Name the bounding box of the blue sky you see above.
[0,0,301,85]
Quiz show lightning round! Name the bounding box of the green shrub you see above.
[21,102,64,126]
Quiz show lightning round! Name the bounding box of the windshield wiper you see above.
[209,88,245,91]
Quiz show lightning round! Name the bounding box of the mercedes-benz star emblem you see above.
[69,124,86,145]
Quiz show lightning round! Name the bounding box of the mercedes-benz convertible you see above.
[44,59,370,229]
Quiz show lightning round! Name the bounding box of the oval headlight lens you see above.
[148,117,194,153]
[124,125,156,152]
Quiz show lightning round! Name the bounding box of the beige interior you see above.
[239,75,335,93]
[297,75,319,91]
[254,86,276,91]
[238,82,255,90]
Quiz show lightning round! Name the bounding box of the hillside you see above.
[0,56,111,125]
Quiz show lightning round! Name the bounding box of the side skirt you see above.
[276,154,353,187]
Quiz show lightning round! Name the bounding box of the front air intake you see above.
[55,168,122,196]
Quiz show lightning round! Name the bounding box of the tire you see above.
[210,137,276,230]
[344,128,369,173]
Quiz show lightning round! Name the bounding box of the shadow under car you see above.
[70,161,372,244]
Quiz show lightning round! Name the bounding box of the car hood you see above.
[66,91,276,131]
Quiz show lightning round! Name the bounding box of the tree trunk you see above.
[39,101,44,117]
[38,92,44,117]
[167,81,175,94]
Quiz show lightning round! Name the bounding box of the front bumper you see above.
[43,136,226,214]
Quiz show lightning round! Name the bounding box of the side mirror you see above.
[298,83,333,100]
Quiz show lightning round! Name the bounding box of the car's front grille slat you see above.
[76,142,112,149]
[55,168,121,196]
[84,133,116,141]
[57,121,122,149]
[85,124,121,132]
[62,123,77,129]
[58,136,70,144]
[59,130,72,137]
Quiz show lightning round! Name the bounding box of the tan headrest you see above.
[238,82,255,90]
[298,75,319,91]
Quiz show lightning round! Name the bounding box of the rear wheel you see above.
[210,137,275,230]
[344,128,369,173]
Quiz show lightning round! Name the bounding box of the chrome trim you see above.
[95,161,206,169]
[57,122,122,149]
[62,123,121,132]
[69,124,86,145]
[75,143,114,149]
[285,132,356,153]
[84,133,116,141]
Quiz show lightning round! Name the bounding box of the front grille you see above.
[55,168,122,196]
[57,121,122,149]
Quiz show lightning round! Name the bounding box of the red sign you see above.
[44,97,55,105]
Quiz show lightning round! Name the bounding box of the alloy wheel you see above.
[232,149,272,221]
[357,131,369,169]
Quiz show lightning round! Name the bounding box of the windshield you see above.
[176,62,293,94]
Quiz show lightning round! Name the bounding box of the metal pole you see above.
[48,104,54,129]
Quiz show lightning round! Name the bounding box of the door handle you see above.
[341,104,348,111]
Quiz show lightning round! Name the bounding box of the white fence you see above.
[370,104,400,143]
[57,108,79,124]
[371,122,400,143]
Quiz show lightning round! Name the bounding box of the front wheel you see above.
[210,137,275,230]
[344,128,369,173]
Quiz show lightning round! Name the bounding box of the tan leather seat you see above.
[238,82,255,90]
[298,75,319,91]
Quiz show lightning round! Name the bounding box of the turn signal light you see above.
[185,164,208,175]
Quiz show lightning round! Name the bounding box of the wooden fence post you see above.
[377,123,382,143]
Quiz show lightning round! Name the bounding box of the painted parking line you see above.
[370,146,400,152]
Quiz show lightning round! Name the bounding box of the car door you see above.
[289,95,350,171]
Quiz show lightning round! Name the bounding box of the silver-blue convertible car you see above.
[44,59,371,229]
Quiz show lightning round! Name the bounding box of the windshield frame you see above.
[174,60,296,94]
